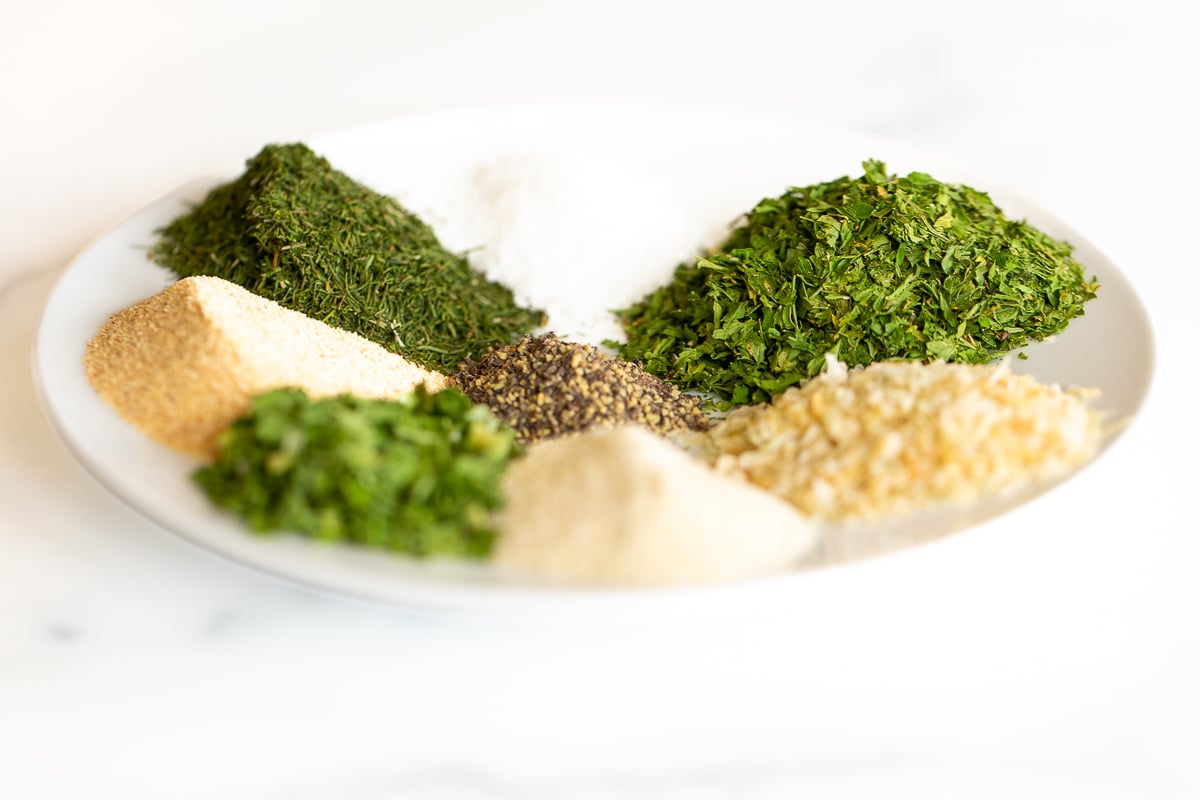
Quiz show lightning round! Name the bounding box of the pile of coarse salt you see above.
[403,149,708,347]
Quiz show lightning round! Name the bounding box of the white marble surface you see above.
[2,1,1197,798]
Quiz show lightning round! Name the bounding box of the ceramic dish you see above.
[32,107,1154,611]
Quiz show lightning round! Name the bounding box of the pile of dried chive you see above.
[194,386,518,558]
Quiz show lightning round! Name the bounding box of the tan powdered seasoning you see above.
[703,357,1103,521]
[493,426,817,586]
[84,275,447,459]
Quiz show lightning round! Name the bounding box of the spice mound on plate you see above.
[701,356,1103,520]
[618,159,1099,405]
[493,426,817,586]
[195,387,517,558]
[402,149,707,346]
[451,333,710,445]
[148,142,543,373]
[84,275,446,460]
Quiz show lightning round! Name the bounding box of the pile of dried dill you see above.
[452,333,711,444]
[149,143,543,373]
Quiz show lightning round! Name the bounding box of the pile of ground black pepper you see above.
[452,334,711,444]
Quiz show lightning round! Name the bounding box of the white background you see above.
[1,1,1197,798]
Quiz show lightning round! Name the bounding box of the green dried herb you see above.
[193,387,518,558]
[150,143,544,373]
[616,160,1099,405]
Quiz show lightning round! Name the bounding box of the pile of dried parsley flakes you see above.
[617,159,1098,405]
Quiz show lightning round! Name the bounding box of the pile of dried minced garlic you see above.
[699,356,1104,521]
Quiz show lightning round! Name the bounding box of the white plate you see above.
[31,107,1154,613]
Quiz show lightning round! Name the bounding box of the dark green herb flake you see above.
[150,143,544,373]
[193,387,518,558]
[616,160,1099,405]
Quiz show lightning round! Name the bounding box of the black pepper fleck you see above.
[452,334,711,444]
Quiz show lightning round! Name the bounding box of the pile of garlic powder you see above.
[493,426,818,586]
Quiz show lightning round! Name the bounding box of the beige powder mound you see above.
[493,426,817,586]
[704,357,1103,521]
[84,275,447,459]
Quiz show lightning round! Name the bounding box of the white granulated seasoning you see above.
[84,275,447,460]
[492,426,817,586]
[703,356,1104,521]
[405,150,706,346]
